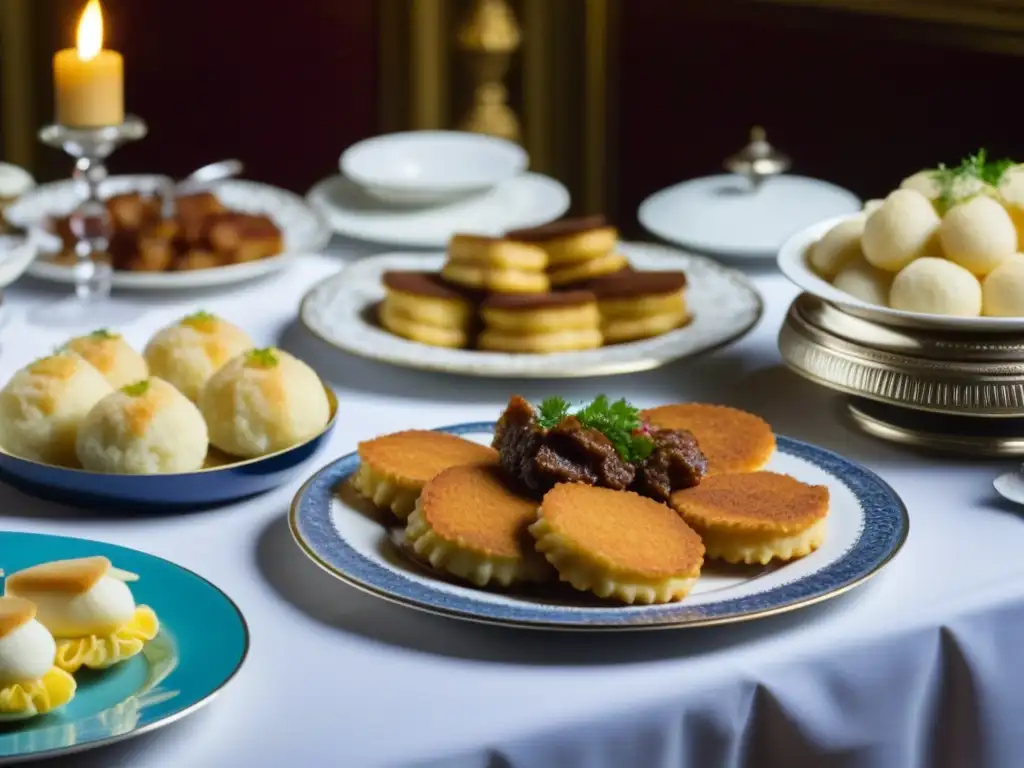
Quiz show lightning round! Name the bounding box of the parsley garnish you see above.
[89,328,118,340]
[932,149,1014,213]
[185,310,215,322]
[245,347,279,368]
[537,396,570,429]
[121,379,150,396]
[535,394,654,463]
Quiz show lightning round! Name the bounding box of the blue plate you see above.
[290,422,909,630]
[0,532,248,764]
[0,388,338,510]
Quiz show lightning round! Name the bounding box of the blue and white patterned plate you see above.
[0,532,249,764]
[290,423,908,630]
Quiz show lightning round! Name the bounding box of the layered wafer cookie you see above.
[580,270,689,343]
[506,215,619,266]
[379,271,475,349]
[478,291,603,353]
[441,234,549,293]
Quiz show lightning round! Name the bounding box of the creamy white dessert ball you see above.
[831,257,893,307]
[0,353,113,466]
[144,311,253,402]
[982,253,1024,317]
[810,216,865,279]
[63,329,148,389]
[998,165,1024,243]
[899,170,941,200]
[76,377,208,474]
[938,195,1017,276]
[861,189,940,272]
[200,348,330,458]
[5,556,138,638]
[0,597,56,687]
[890,257,982,317]
[863,199,884,216]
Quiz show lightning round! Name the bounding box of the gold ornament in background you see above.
[456,0,521,142]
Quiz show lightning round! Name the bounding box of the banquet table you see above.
[4,240,1022,768]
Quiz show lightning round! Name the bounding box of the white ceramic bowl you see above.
[778,213,1024,332]
[339,131,528,206]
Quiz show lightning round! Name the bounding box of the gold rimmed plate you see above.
[289,422,907,630]
[298,242,763,378]
[0,388,338,511]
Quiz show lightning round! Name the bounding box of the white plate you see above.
[290,423,908,630]
[778,214,1024,331]
[5,175,331,290]
[639,174,861,259]
[306,172,570,249]
[300,241,763,378]
[340,130,528,206]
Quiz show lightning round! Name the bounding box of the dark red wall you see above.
[95,0,378,192]
[617,2,1024,231]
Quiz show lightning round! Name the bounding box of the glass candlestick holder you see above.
[27,115,148,328]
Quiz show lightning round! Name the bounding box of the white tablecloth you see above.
[4,242,1022,768]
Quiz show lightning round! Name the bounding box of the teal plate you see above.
[0,532,249,764]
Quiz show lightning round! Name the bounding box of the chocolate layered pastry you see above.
[577,270,690,343]
[379,270,476,349]
[506,215,626,286]
[478,291,602,353]
[441,234,549,294]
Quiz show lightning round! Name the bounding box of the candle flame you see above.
[76,0,104,60]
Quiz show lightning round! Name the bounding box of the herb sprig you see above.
[122,379,150,396]
[536,394,654,463]
[932,149,1014,212]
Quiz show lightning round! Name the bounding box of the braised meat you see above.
[630,427,707,502]
[493,396,634,495]
[493,395,706,502]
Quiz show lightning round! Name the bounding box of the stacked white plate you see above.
[309,130,570,248]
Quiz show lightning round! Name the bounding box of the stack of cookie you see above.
[505,215,628,288]
[478,291,603,353]
[441,235,549,294]
[579,271,690,343]
[378,271,475,349]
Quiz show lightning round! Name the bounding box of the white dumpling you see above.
[810,216,864,279]
[861,189,940,272]
[982,254,1024,317]
[890,257,982,317]
[832,257,892,307]
[938,195,1017,276]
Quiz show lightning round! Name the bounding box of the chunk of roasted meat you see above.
[630,427,707,502]
[493,396,634,496]
[492,395,707,502]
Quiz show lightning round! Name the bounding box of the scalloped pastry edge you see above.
[404,504,551,588]
[697,517,828,565]
[351,463,421,520]
[528,518,700,605]
[0,667,77,720]
[54,605,159,674]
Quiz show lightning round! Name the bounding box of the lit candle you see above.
[53,0,124,127]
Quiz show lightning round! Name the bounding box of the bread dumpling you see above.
[144,311,253,402]
[76,377,209,474]
[831,257,892,307]
[890,257,982,317]
[899,170,941,200]
[0,353,112,466]
[200,348,330,458]
[861,189,940,272]
[938,195,1017,276]
[982,254,1024,317]
[998,164,1024,245]
[63,329,148,389]
[810,216,864,279]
